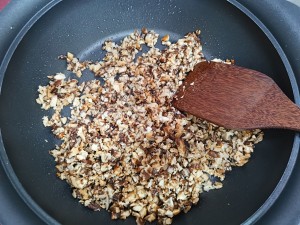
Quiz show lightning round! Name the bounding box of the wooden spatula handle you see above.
[259,87,300,131]
[172,62,300,131]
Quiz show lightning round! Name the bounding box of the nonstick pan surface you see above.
[0,0,299,225]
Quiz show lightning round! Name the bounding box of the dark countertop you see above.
[0,1,299,225]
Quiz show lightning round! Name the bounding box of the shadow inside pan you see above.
[0,0,297,224]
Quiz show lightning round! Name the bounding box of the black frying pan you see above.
[0,0,299,225]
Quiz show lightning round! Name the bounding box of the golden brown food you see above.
[36,29,263,225]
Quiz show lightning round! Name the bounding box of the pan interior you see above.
[0,0,295,224]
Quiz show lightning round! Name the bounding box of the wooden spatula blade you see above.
[172,61,300,131]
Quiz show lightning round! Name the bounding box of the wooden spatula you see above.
[172,61,300,131]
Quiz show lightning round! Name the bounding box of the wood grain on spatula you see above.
[172,61,300,131]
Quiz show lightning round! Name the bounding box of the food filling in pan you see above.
[36,28,263,225]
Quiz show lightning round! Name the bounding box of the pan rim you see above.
[0,1,63,224]
[227,1,300,224]
[0,0,299,225]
